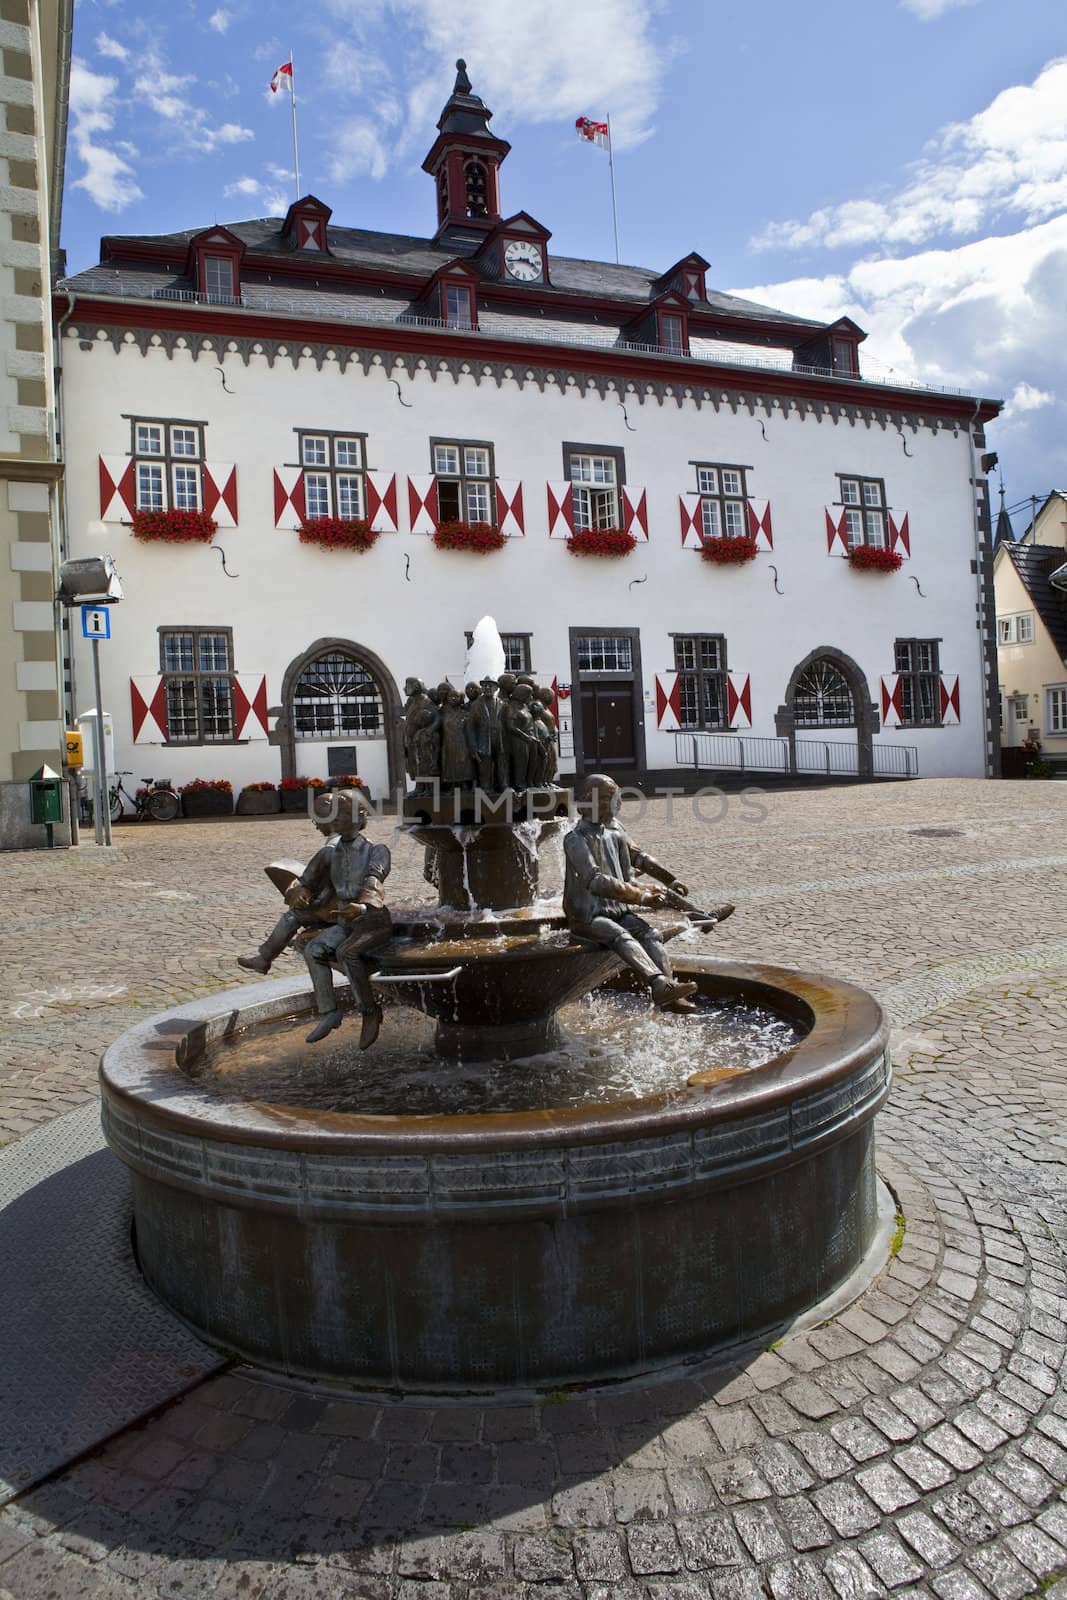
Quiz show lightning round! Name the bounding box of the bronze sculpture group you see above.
[402,673,558,793]
[239,674,733,1044]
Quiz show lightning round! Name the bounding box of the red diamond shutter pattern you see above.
[727,673,752,728]
[655,673,681,731]
[679,497,703,549]
[274,467,305,528]
[825,507,848,553]
[889,511,911,556]
[407,475,439,534]
[621,485,649,540]
[547,482,574,539]
[233,675,269,739]
[203,463,238,527]
[940,674,960,725]
[366,472,398,533]
[881,675,904,728]
[130,677,168,743]
[495,480,525,537]
[99,456,136,521]
[747,499,773,550]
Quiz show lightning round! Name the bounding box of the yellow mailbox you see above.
[65,729,84,769]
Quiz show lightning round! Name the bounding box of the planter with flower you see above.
[236,781,281,816]
[432,520,507,554]
[700,535,759,566]
[325,773,372,801]
[130,509,218,545]
[847,546,903,573]
[298,517,379,552]
[565,527,637,559]
[279,775,326,814]
[180,778,234,818]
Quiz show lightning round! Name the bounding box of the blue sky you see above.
[66,0,1067,530]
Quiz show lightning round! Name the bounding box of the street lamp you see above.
[57,556,124,847]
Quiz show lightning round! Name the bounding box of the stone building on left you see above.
[0,0,72,848]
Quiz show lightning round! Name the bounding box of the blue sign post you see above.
[81,606,113,843]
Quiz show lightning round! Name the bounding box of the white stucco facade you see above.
[58,323,995,796]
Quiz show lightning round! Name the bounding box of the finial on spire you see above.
[454,59,472,94]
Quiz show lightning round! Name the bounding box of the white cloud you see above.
[224,174,289,212]
[327,118,391,183]
[95,33,129,62]
[69,59,143,211]
[132,51,254,149]
[208,9,232,33]
[734,215,1067,494]
[900,0,980,18]
[317,0,669,185]
[752,57,1067,253]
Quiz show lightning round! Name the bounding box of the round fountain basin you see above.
[100,958,890,1390]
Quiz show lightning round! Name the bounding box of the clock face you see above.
[503,239,543,282]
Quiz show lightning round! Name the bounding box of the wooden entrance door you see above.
[580,683,637,768]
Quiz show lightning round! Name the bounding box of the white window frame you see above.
[203,254,236,301]
[433,438,496,525]
[304,473,331,519]
[570,453,620,531]
[136,462,165,511]
[999,612,1035,645]
[838,475,887,549]
[695,462,748,541]
[1046,685,1067,737]
[131,418,206,513]
[171,463,201,511]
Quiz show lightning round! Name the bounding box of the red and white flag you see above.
[575,115,609,149]
[270,59,293,94]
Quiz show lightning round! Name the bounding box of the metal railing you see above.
[675,731,919,779]
[56,277,962,399]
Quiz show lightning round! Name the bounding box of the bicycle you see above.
[107,772,181,823]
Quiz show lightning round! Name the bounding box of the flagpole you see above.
[289,50,301,199]
[605,113,620,265]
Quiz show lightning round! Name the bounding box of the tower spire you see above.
[422,58,511,240]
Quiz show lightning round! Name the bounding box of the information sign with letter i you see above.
[81,605,111,640]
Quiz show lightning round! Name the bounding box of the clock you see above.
[503,239,543,282]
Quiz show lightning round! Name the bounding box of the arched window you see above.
[292,652,384,740]
[793,659,855,728]
[437,171,449,221]
[465,161,488,218]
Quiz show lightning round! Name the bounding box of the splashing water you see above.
[188,990,802,1116]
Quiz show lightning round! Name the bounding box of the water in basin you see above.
[188,989,803,1115]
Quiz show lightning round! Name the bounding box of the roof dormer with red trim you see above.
[420,257,481,330]
[282,194,333,254]
[625,290,691,356]
[422,60,511,244]
[794,316,867,378]
[185,226,246,303]
[654,252,710,304]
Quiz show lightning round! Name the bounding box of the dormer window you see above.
[297,216,326,250]
[682,269,703,301]
[203,254,237,303]
[281,195,333,255]
[832,337,858,376]
[444,282,475,329]
[661,313,686,354]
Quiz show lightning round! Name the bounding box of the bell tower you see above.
[422,60,511,244]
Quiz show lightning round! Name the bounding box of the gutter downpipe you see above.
[966,398,996,779]
[53,288,76,828]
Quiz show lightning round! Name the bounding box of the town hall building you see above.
[55,60,1003,800]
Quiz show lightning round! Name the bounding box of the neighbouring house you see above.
[0,0,72,847]
[994,490,1067,776]
[54,61,1002,800]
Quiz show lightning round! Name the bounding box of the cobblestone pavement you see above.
[1,779,1066,1599]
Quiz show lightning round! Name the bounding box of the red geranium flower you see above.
[432,520,508,553]
[130,510,218,544]
[848,545,903,572]
[298,518,379,551]
[565,527,637,558]
[700,536,759,565]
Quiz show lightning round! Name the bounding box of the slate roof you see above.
[1004,541,1067,665]
[62,216,821,330]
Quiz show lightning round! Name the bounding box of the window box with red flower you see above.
[847,546,903,573]
[298,518,379,552]
[279,775,325,813]
[236,781,281,816]
[565,527,637,558]
[432,520,507,554]
[180,778,234,818]
[130,509,218,544]
[700,536,759,565]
